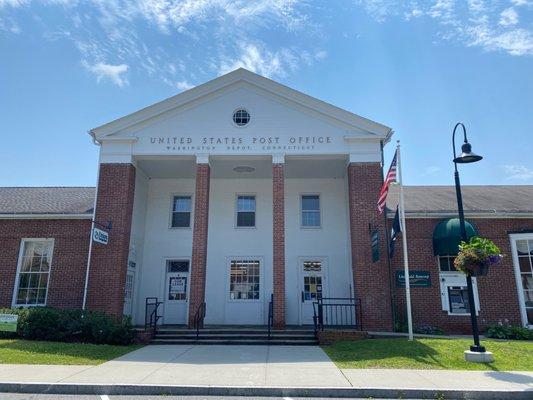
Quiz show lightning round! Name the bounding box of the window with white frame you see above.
[171,195,192,228]
[14,240,53,306]
[229,260,260,300]
[438,255,458,272]
[301,195,320,227]
[514,239,533,325]
[236,195,256,227]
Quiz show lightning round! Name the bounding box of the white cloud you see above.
[355,0,533,56]
[0,0,30,7]
[1,0,321,87]
[511,0,532,6]
[82,61,129,87]
[499,8,518,27]
[175,80,194,90]
[218,42,325,79]
[503,165,533,181]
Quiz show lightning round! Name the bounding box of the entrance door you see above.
[300,260,325,325]
[163,260,190,325]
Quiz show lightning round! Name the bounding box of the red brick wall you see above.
[0,219,91,309]
[188,163,210,325]
[86,163,136,318]
[347,162,393,331]
[391,217,531,333]
[272,163,286,328]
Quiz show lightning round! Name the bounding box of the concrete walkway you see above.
[0,345,531,397]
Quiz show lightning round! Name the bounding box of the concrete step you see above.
[155,329,315,335]
[150,338,318,345]
[154,333,315,339]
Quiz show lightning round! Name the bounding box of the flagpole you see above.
[397,140,414,341]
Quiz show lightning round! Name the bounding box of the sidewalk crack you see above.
[339,368,353,387]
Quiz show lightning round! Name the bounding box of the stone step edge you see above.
[0,382,528,400]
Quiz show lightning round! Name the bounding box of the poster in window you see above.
[169,276,186,294]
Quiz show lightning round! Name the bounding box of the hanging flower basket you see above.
[454,237,503,277]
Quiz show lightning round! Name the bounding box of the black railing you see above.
[267,293,274,340]
[145,297,162,332]
[313,297,362,335]
[193,302,206,341]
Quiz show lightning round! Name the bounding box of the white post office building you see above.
[2,68,532,336]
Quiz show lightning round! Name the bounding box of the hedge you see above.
[0,307,134,345]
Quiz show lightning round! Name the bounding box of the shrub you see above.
[485,320,532,340]
[414,324,444,335]
[0,307,133,345]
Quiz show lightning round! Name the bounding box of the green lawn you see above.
[0,339,142,365]
[323,338,533,371]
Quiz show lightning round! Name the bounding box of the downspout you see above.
[82,131,101,310]
[381,133,397,331]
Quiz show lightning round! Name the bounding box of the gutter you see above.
[0,213,92,220]
[385,211,533,219]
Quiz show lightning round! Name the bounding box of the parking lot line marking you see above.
[100,395,110,400]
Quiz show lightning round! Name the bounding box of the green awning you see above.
[432,218,479,256]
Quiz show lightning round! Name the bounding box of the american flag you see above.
[377,150,397,214]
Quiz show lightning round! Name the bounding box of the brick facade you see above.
[188,162,211,325]
[86,163,136,318]
[391,217,531,333]
[348,162,393,331]
[0,219,91,309]
[272,162,286,327]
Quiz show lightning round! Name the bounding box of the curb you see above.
[0,382,531,399]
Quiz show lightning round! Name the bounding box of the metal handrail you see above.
[193,302,206,341]
[267,293,274,340]
[145,297,162,333]
[313,297,362,333]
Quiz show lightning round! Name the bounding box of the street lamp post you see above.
[452,122,485,353]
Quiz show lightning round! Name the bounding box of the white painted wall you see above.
[132,174,353,326]
[205,178,273,325]
[285,178,352,325]
[134,178,195,325]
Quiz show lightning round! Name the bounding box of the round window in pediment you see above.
[232,108,250,126]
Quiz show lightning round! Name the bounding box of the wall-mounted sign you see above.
[396,271,431,287]
[0,314,18,332]
[371,229,380,262]
[92,227,109,245]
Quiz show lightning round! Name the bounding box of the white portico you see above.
[88,68,394,329]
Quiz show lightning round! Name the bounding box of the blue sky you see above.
[1,0,532,187]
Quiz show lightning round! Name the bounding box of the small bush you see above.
[414,324,444,335]
[485,320,532,340]
[0,307,133,345]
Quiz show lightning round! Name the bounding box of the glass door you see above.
[300,260,324,325]
[163,260,189,325]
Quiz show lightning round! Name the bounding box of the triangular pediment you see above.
[89,68,391,142]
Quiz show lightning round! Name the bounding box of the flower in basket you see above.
[454,237,503,276]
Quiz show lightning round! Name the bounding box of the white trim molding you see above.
[509,233,533,328]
